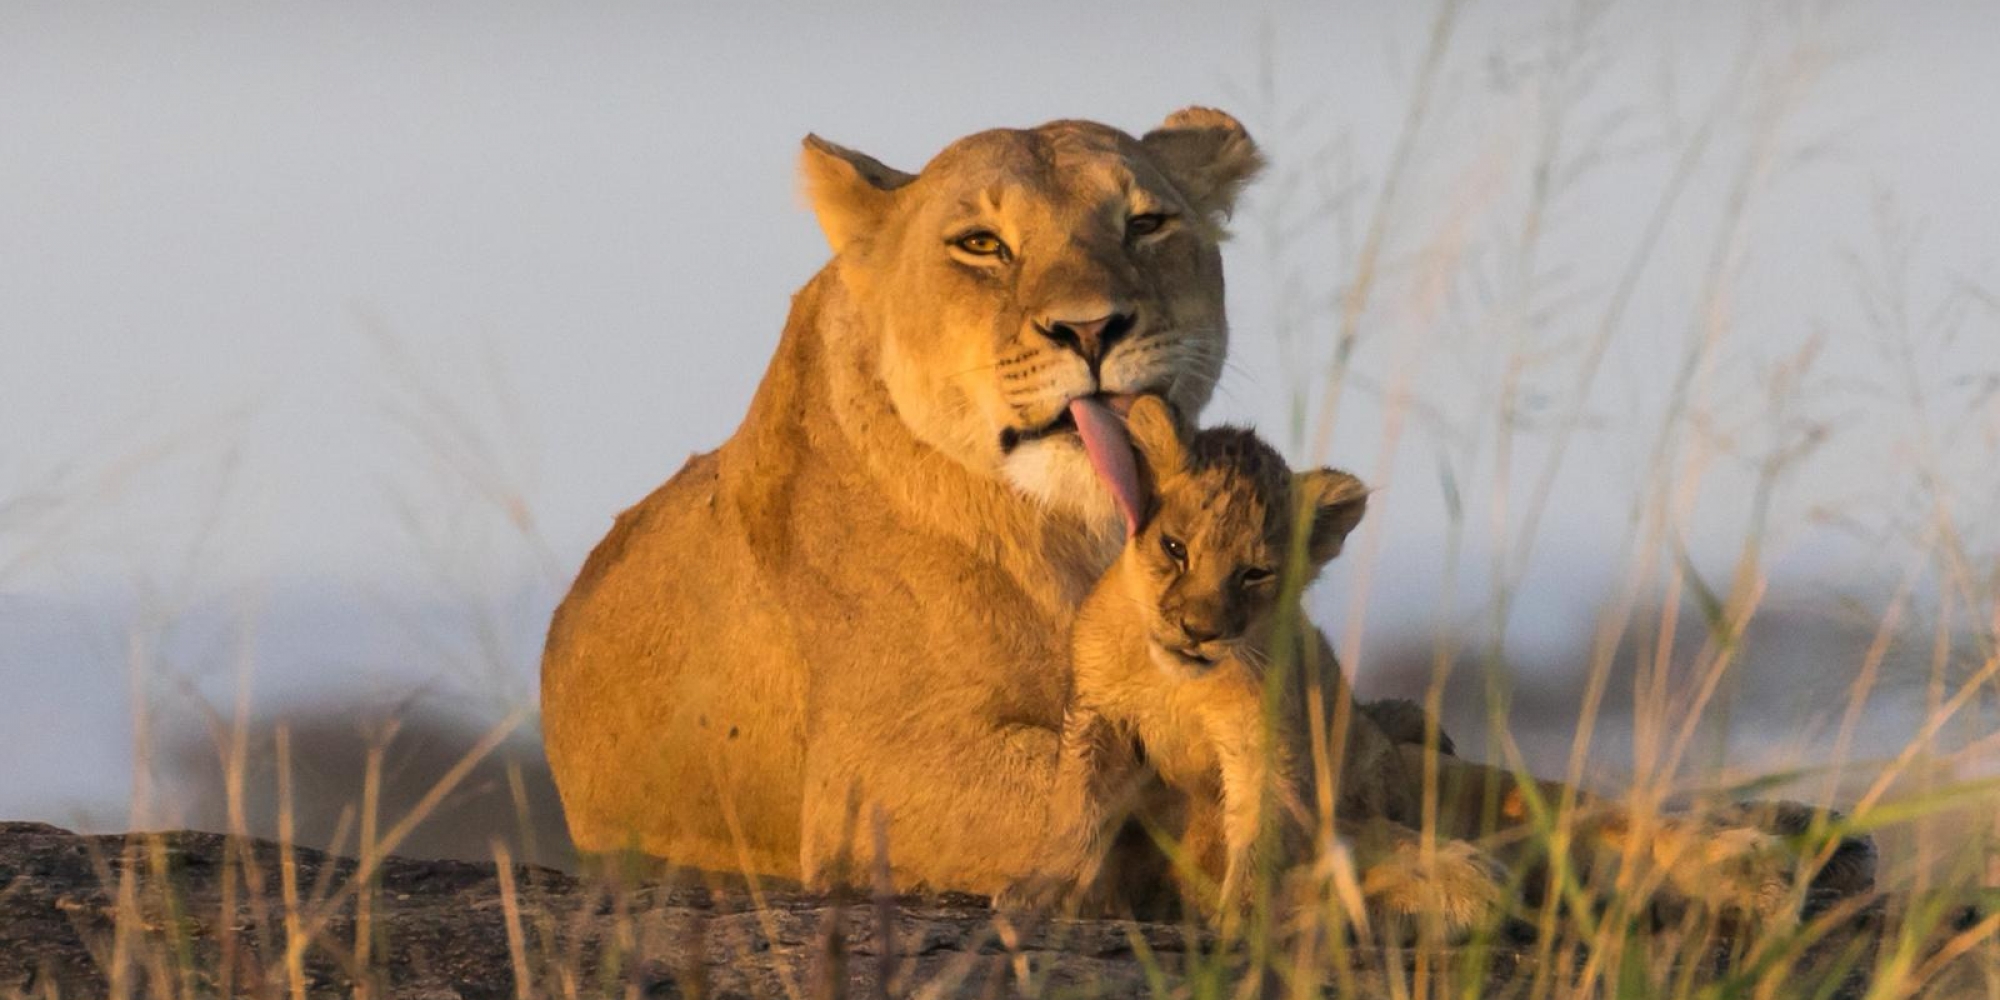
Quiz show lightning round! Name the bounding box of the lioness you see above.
[1040,397,1509,933]
[540,108,1875,916]
[541,109,1266,891]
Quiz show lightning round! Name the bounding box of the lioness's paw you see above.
[1358,836,1513,945]
[1650,819,1798,925]
[1360,698,1457,756]
[995,872,1103,917]
[1726,799,1878,908]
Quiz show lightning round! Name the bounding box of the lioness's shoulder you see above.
[547,450,720,647]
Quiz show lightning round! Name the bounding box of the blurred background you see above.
[4,1,1996,877]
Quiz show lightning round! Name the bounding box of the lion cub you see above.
[1034,408,1868,936]
[1043,397,1505,929]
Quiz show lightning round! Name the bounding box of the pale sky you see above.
[4,0,1996,830]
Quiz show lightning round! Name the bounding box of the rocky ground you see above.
[0,822,1988,999]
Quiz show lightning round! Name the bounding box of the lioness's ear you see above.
[1293,468,1368,567]
[799,134,915,254]
[1140,107,1265,223]
[1124,395,1187,481]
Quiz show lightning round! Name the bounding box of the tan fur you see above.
[1411,749,1834,928]
[1041,399,1509,934]
[540,110,1264,893]
[1038,400,1853,939]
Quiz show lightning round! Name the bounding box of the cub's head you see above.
[799,108,1263,526]
[1116,397,1368,678]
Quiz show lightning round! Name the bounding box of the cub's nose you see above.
[1037,310,1137,364]
[1178,616,1223,645]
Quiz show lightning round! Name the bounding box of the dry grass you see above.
[7,0,1999,997]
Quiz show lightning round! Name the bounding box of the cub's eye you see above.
[1126,213,1173,239]
[1239,567,1276,586]
[1159,534,1188,566]
[950,230,1010,259]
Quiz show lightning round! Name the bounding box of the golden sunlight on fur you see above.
[540,109,1264,891]
[541,108,1878,934]
[1030,397,1512,936]
[1019,398,1874,940]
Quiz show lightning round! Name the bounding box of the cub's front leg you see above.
[1210,736,1275,916]
[1202,685,1311,920]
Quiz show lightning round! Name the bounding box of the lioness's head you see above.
[800,108,1263,525]
[1117,397,1368,678]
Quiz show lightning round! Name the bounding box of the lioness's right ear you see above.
[1125,395,1187,480]
[799,135,914,254]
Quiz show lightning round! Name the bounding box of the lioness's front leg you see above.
[798,714,1088,896]
[995,705,1147,912]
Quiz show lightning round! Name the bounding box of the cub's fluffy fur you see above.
[1041,398,1509,932]
[1032,399,1862,938]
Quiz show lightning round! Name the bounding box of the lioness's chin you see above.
[1000,436,1121,527]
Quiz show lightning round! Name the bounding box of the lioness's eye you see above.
[1126,213,1173,239]
[1159,534,1187,566]
[1239,567,1276,586]
[951,231,1009,259]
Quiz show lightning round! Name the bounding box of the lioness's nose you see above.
[1037,309,1137,364]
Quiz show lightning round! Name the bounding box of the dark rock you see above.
[0,824,1970,999]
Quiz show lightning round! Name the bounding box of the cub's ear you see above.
[799,135,915,254]
[1124,395,1187,481]
[1140,107,1265,224]
[1293,468,1369,567]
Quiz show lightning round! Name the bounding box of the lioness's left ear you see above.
[1293,468,1369,566]
[1140,107,1265,223]
[799,134,915,254]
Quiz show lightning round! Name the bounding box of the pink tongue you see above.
[1069,397,1143,537]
